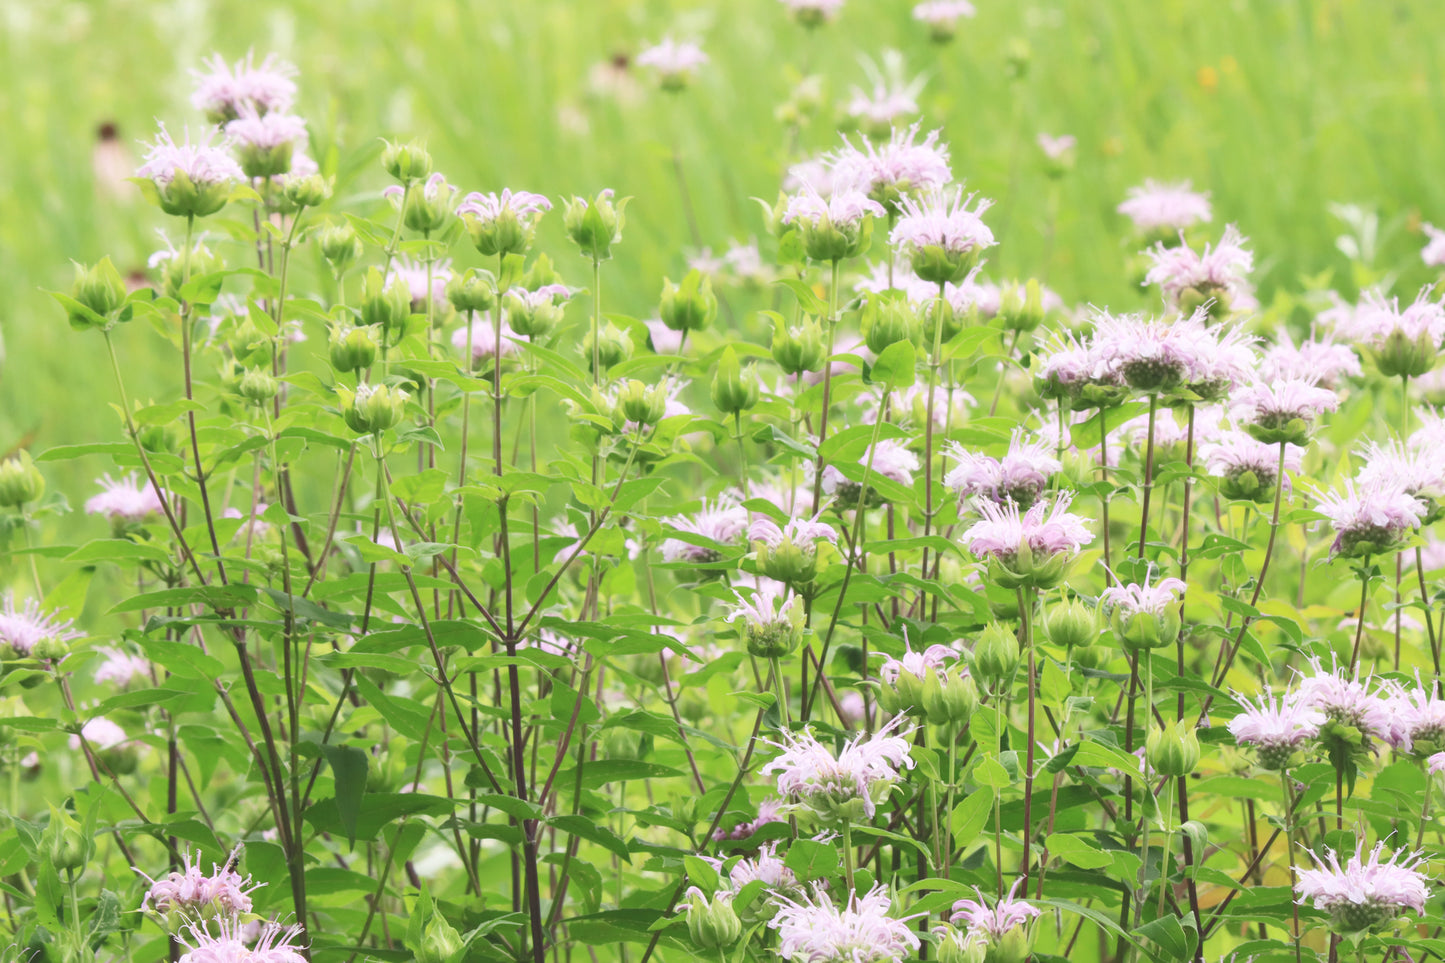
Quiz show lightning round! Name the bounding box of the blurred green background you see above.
[2,0,1443,503]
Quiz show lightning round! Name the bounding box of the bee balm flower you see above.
[136,125,245,218]
[1143,224,1254,316]
[913,1,977,42]
[770,883,921,962]
[635,38,709,91]
[726,585,804,659]
[1227,688,1324,769]
[962,492,1093,589]
[1230,377,1339,446]
[0,594,82,660]
[1313,479,1425,558]
[1099,573,1187,650]
[85,474,166,523]
[945,429,1061,508]
[749,515,839,585]
[1117,179,1212,238]
[141,848,261,925]
[950,880,1041,950]
[828,125,952,211]
[1294,842,1430,934]
[190,51,298,122]
[762,716,915,823]
[783,185,886,262]
[459,189,552,257]
[1335,288,1445,379]
[890,187,996,284]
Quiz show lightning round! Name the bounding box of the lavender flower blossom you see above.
[1117,180,1212,236]
[85,474,166,522]
[891,187,996,283]
[761,715,915,822]
[962,493,1093,589]
[1294,842,1430,933]
[1227,688,1324,769]
[93,648,153,687]
[771,883,922,963]
[1423,223,1445,268]
[635,38,709,89]
[141,848,261,923]
[1295,656,1393,743]
[1143,224,1254,312]
[136,126,245,217]
[1200,430,1303,502]
[829,125,952,209]
[0,594,82,659]
[1230,377,1339,445]
[821,439,920,508]
[950,879,1041,939]
[661,495,750,563]
[177,916,307,963]
[1258,329,1362,388]
[191,52,298,121]
[1313,479,1426,558]
[944,429,1061,508]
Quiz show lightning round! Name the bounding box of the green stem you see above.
[841,821,855,894]
[1137,393,1159,559]
[919,279,948,612]
[810,258,842,514]
[1156,777,1175,916]
[1282,771,1303,963]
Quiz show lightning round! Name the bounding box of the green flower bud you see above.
[360,267,413,336]
[160,244,224,301]
[997,279,1045,333]
[771,316,827,375]
[42,805,90,875]
[380,139,433,183]
[395,174,457,235]
[445,270,496,314]
[149,167,235,219]
[0,451,45,508]
[1146,719,1201,778]
[238,368,279,405]
[923,666,981,728]
[137,421,182,455]
[909,242,977,285]
[1041,597,1098,649]
[615,380,669,427]
[937,927,987,963]
[227,317,272,367]
[31,635,71,662]
[338,383,408,435]
[564,190,626,261]
[318,223,364,276]
[584,321,633,374]
[659,270,718,333]
[415,915,464,963]
[1217,466,1276,504]
[67,257,128,329]
[283,173,332,209]
[972,623,1020,687]
[1371,330,1439,380]
[329,324,380,373]
[711,346,760,416]
[862,295,917,354]
[684,889,742,951]
[796,210,875,263]
[990,926,1035,963]
[522,253,561,290]
[985,540,1073,591]
[506,288,567,339]
[235,138,296,180]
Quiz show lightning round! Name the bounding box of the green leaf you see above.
[304,792,453,842]
[322,745,370,848]
[548,814,632,862]
[783,838,839,882]
[1044,832,1114,869]
[776,278,827,315]
[869,340,917,390]
[556,760,685,790]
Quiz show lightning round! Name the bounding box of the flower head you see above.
[1117,179,1212,236]
[0,594,82,659]
[191,52,298,121]
[771,883,921,963]
[1336,288,1445,348]
[762,716,915,822]
[784,184,885,262]
[93,648,153,687]
[1100,572,1187,649]
[829,125,952,209]
[962,493,1092,589]
[1143,224,1254,310]
[1230,377,1339,445]
[1313,479,1425,558]
[136,126,244,217]
[891,187,995,283]
[388,256,452,312]
[85,474,166,522]
[950,879,1041,938]
[177,916,306,963]
[1227,687,1324,768]
[1423,223,1445,268]
[1259,329,1362,388]
[1356,439,1445,502]
[661,495,750,563]
[636,38,709,89]
[1294,842,1430,933]
[1296,656,1393,742]
[822,440,920,508]
[749,514,839,584]
[142,848,261,923]
[451,314,519,365]
[1200,430,1303,502]
[945,429,1061,508]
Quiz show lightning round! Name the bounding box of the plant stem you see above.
[811,258,843,514]
[919,279,948,612]
[1018,586,1037,893]
[1137,393,1159,559]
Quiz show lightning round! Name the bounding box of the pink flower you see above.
[635,38,709,86]
[945,429,1060,507]
[1100,574,1186,616]
[846,81,921,131]
[191,52,298,120]
[1356,439,1445,500]
[950,879,1040,938]
[761,715,915,820]
[1380,676,1445,753]
[771,883,922,963]
[913,1,977,26]
[749,515,838,550]
[962,492,1093,561]
[1200,431,1303,485]
[1230,378,1339,431]
[224,107,307,152]
[714,798,788,842]
[891,187,996,259]
[1430,751,1445,775]
[1295,656,1393,742]
[1258,329,1361,388]
[142,848,261,921]
[177,916,306,963]
[85,474,166,522]
[661,495,750,562]
[389,255,452,311]
[70,717,129,753]
[1313,479,1425,557]
[1089,310,1212,391]
[1036,133,1076,160]
[784,185,886,229]
[1117,179,1212,235]
[718,841,804,900]
[93,648,153,687]
[822,440,920,503]
[1143,225,1253,306]
[0,594,82,658]
[1294,842,1430,929]
[136,126,245,189]
[1227,688,1324,767]
[1035,330,1107,391]
[644,318,685,354]
[1333,288,1445,348]
[829,125,952,205]
[451,313,517,362]
[1423,223,1445,268]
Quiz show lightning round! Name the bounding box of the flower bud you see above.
[415,915,464,963]
[227,317,272,367]
[446,270,496,314]
[506,290,566,339]
[318,223,364,276]
[42,806,90,875]
[360,268,413,336]
[862,295,917,354]
[910,242,977,286]
[523,253,561,290]
[937,927,987,963]
[798,212,874,263]
[238,368,279,405]
[659,270,718,333]
[1041,597,1098,649]
[684,889,742,951]
[338,383,408,435]
[1146,720,1201,778]
[380,139,433,183]
[283,173,332,209]
[564,190,626,261]
[1371,330,1439,380]
[137,422,182,455]
[329,324,380,373]
[771,316,827,375]
[584,321,633,374]
[397,175,457,234]
[67,257,128,329]
[31,635,71,662]
[923,666,981,728]
[153,169,234,219]
[0,451,45,508]
[1109,602,1182,651]
[711,347,760,416]
[972,623,1020,687]
[159,244,224,301]
[616,380,669,427]
[997,280,1045,333]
